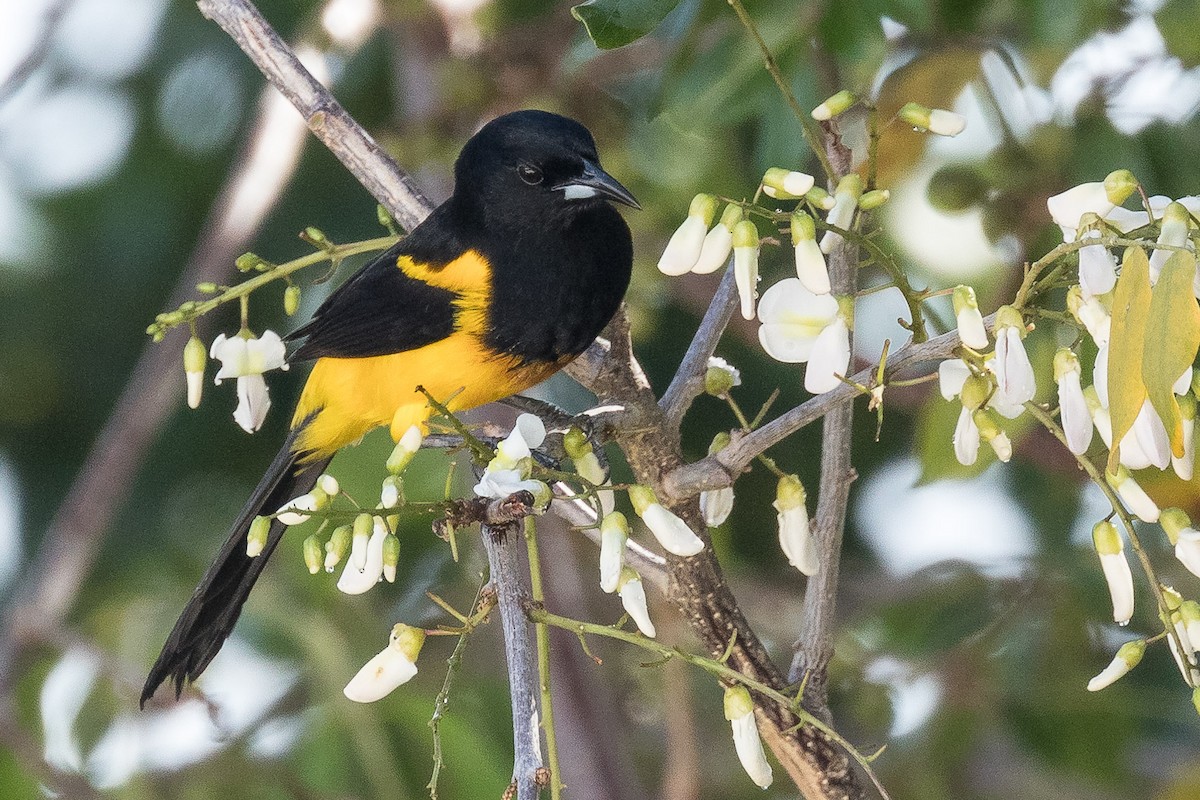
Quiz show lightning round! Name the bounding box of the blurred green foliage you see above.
[3,0,1200,798]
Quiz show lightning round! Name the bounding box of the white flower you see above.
[805,316,851,394]
[617,569,655,637]
[1092,521,1134,625]
[473,470,550,506]
[599,511,629,594]
[1087,640,1145,692]
[1054,349,1092,455]
[210,330,289,433]
[724,685,773,789]
[938,359,971,400]
[1107,467,1159,523]
[1077,236,1117,298]
[658,194,718,276]
[1131,400,1170,470]
[343,623,425,703]
[338,517,388,594]
[953,406,981,466]
[1161,508,1200,579]
[952,285,989,349]
[1046,171,1137,238]
[473,415,550,507]
[629,485,704,556]
[991,308,1035,409]
[183,335,206,409]
[1067,286,1111,347]
[700,487,735,527]
[380,475,401,509]
[820,174,863,253]
[276,491,320,526]
[386,424,424,474]
[774,475,818,575]
[1149,201,1193,283]
[757,278,851,393]
[732,219,760,319]
[791,210,830,294]
[691,203,744,275]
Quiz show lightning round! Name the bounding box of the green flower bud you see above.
[1163,584,1184,611]
[1162,507,1192,545]
[383,534,400,583]
[705,358,741,397]
[790,210,817,245]
[284,285,301,316]
[563,427,590,460]
[326,524,351,571]
[391,622,427,663]
[247,515,270,557]
[1192,686,1200,717]
[723,684,754,720]
[1103,169,1138,206]
[959,374,991,412]
[858,189,890,210]
[196,281,219,294]
[717,203,744,229]
[235,252,266,272]
[386,425,423,474]
[688,193,720,226]
[708,431,732,456]
[1053,348,1081,382]
[774,474,806,511]
[761,168,815,200]
[805,186,835,210]
[183,335,207,373]
[628,485,657,516]
[994,304,1026,335]
[732,218,759,249]
[377,204,393,228]
[811,90,856,121]
[303,534,323,574]
[304,226,329,247]
[1092,520,1122,556]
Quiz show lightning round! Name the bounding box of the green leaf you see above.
[571,0,681,49]
[1107,247,1152,474]
[1143,251,1200,456]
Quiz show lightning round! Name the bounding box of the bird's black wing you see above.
[287,216,468,361]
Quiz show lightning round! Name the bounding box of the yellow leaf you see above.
[1107,247,1152,474]
[1143,250,1200,456]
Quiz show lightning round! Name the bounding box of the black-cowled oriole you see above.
[142,110,637,706]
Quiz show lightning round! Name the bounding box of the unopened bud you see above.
[775,474,806,510]
[382,534,400,582]
[858,189,890,210]
[705,358,742,397]
[1161,507,1192,545]
[689,193,720,226]
[959,374,991,412]
[761,168,815,200]
[326,524,351,571]
[387,425,424,474]
[196,281,219,294]
[247,515,270,557]
[1103,169,1138,206]
[805,186,835,210]
[284,285,301,316]
[811,90,856,120]
[304,226,329,247]
[235,252,267,272]
[303,534,323,574]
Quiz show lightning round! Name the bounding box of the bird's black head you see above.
[451,110,639,227]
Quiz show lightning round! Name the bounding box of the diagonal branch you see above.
[659,264,738,431]
[196,0,434,230]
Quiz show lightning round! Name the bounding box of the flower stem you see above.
[523,517,562,799]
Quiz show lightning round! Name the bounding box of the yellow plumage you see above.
[290,249,558,458]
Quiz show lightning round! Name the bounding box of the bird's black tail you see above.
[141,425,332,708]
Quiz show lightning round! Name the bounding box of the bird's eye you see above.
[517,163,543,185]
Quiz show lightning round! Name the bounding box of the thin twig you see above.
[196,0,435,230]
[523,517,563,799]
[662,316,995,499]
[660,265,739,430]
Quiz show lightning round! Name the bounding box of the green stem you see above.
[524,517,562,798]
[148,236,397,337]
[526,607,893,800]
[726,0,836,184]
[1022,401,1192,686]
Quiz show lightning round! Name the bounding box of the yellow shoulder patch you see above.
[397,249,490,292]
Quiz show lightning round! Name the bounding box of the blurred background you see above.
[1,0,1199,797]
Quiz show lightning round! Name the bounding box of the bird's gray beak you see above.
[556,160,641,209]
